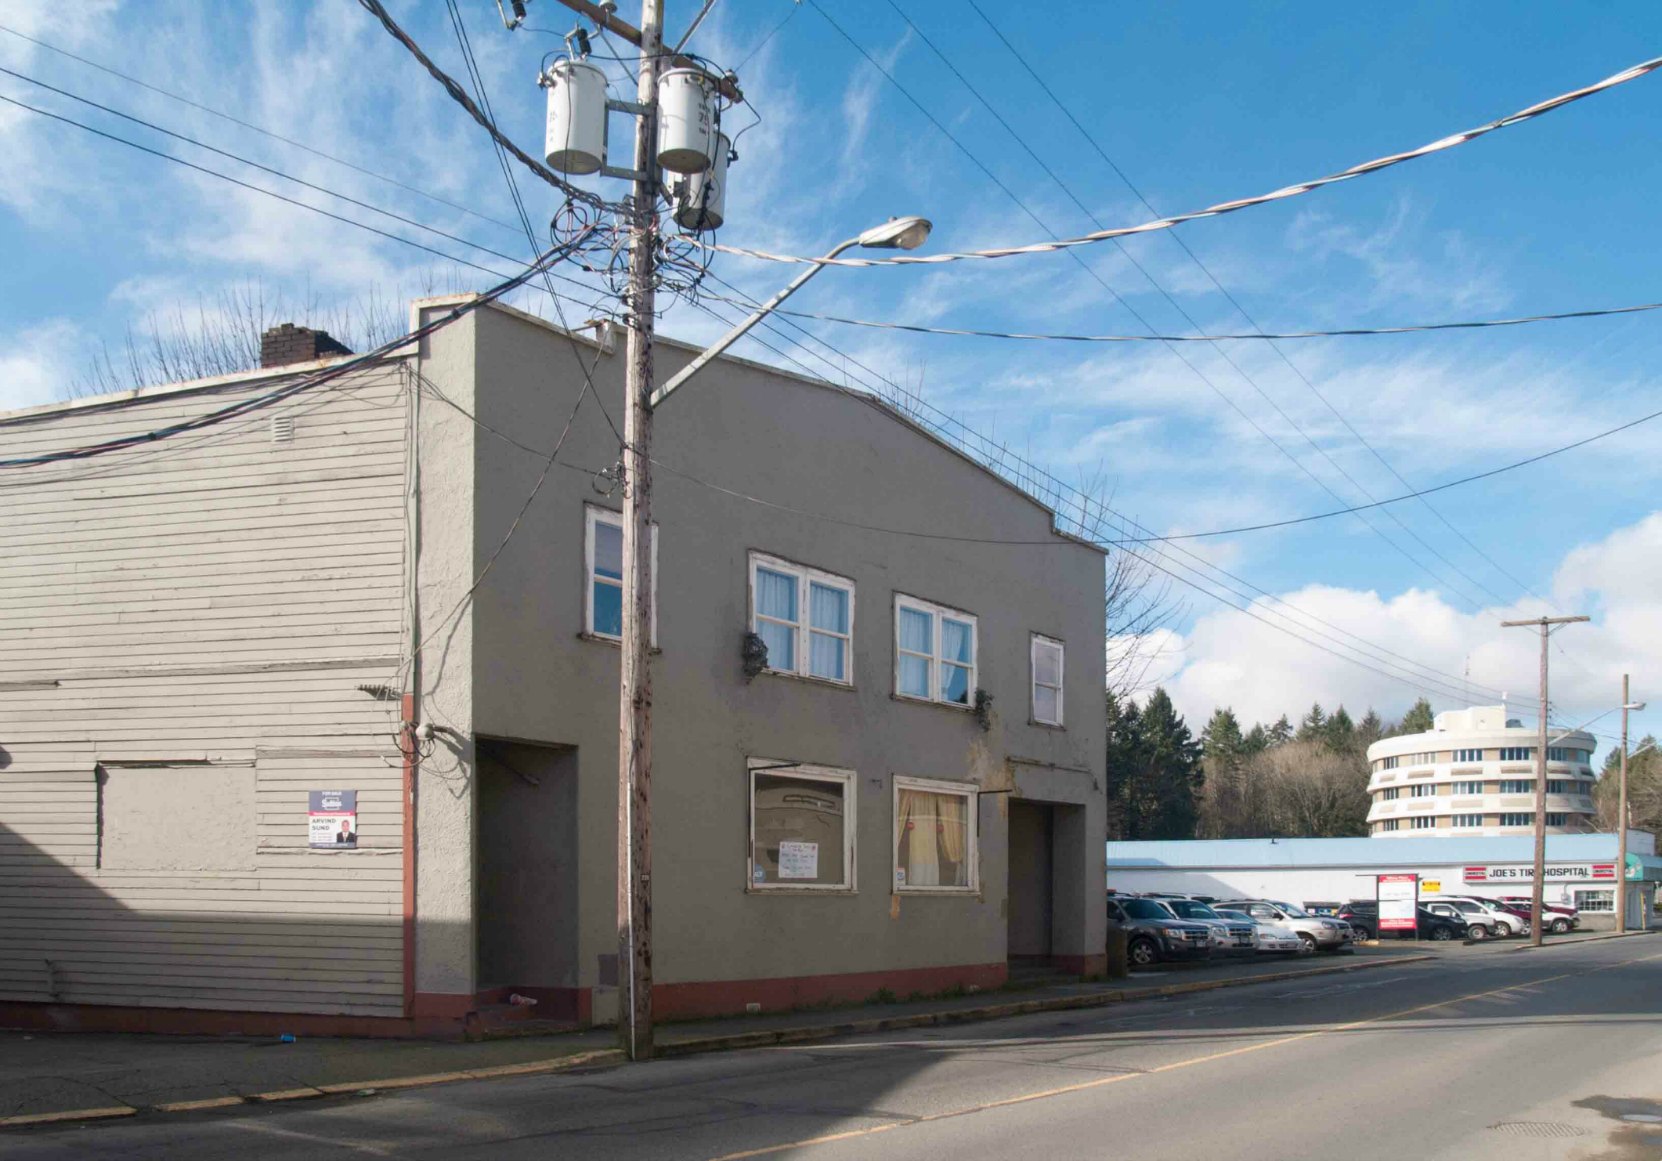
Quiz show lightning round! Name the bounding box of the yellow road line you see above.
[709,947,1662,1160]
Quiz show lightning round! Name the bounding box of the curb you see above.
[653,953,1436,1058]
[0,1047,625,1130]
[1,954,1452,1129]
[1508,928,1659,951]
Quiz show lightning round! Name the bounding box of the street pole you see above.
[1618,673,1630,934]
[1501,614,1589,947]
[617,0,663,1062]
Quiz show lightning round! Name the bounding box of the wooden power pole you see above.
[1618,673,1631,934]
[616,0,664,1063]
[1500,614,1589,947]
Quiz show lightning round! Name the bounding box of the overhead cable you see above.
[0,21,524,236]
[354,0,606,210]
[0,241,581,469]
[708,50,1662,267]
[964,0,1552,610]
[728,298,1662,343]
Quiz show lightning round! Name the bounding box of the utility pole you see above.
[616,0,663,1063]
[1500,614,1589,947]
[1618,673,1631,934]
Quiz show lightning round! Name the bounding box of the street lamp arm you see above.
[1546,702,1648,747]
[649,235,861,409]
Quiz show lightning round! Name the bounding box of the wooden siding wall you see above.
[0,366,412,1017]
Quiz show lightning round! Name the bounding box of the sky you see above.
[1,1,1659,753]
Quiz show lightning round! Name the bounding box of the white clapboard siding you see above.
[0,364,415,1018]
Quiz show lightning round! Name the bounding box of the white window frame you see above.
[893,595,978,708]
[1030,633,1064,726]
[747,552,855,686]
[892,775,979,894]
[746,758,857,893]
[584,505,657,645]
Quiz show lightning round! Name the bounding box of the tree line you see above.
[1106,691,1437,841]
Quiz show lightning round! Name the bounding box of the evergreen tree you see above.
[1324,706,1356,753]
[1104,692,1143,840]
[1242,723,1270,755]
[1394,697,1435,736]
[1136,688,1204,839]
[1267,715,1294,746]
[1296,703,1327,743]
[1199,708,1245,837]
[1357,709,1385,749]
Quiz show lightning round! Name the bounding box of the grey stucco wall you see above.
[424,304,1106,1000]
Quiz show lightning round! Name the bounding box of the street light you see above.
[648,215,932,408]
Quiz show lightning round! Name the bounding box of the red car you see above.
[1495,896,1579,934]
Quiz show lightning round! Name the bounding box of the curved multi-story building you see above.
[1366,706,1597,838]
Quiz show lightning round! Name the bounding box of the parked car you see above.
[1424,900,1500,940]
[1213,899,1348,953]
[1214,908,1304,955]
[1495,896,1580,933]
[1335,900,1378,940]
[1413,906,1469,941]
[1159,898,1258,954]
[1435,895,1530,936]
[1107,896,1214,967]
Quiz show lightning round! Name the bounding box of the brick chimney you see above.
[260,323,352,368]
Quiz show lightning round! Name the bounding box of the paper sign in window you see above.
[777,840,819,880]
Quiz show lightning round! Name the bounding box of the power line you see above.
[708,49,1662,267]
[354,0,604,210]
[806,2,1496,612]
[689,272,1528,712]
[964,0,1549,609]
[0,21,525,237]
[0,82,617,316]
[0,242,580,468]
[877,2,1506,610]
[714,296,1662,343]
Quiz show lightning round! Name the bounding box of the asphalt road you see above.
[5,937,1661,1160]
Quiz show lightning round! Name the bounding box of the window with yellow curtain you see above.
[894,778,975,891]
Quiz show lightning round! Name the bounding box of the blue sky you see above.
[2,1,1659,748]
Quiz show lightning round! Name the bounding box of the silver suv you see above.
[1216,899,1347,953]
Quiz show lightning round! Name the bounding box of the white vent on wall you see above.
[270,415,295,443]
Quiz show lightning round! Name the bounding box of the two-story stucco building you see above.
[0,297,1107,1037]
[1365,706,1598,837]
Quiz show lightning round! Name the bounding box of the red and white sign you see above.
[1377,873,1419,932]
[1463,863,1614,884]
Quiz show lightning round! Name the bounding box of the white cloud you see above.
[0,319,82,410]
[1150,509,1662,751]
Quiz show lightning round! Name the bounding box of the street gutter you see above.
[0,954,1437,1129]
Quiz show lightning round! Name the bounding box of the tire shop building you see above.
[1108,832,1661,930]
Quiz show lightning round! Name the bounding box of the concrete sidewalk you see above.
[0,946,1436,1127]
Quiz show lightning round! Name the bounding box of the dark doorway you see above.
[476,740,579,1020]
[1007,799,1054,965]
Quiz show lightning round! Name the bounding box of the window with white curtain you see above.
[893,777,977,891]
[749,553,854,684]
[1030,634,1064,726]
[894,596,976,706]
[585,506,656,644]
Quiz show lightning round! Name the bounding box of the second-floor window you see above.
[1380,788,1399,801]
[1410,816,1436,829]
[1451,814,1482,827]
[585,506,656,644]
[1500,779,1533,794]
[895,596,976,706]
[1454,748,1484,763]
[1500,747,1533,762]
[1409,784,1436,798]
[1500,812,1534,827]
[1030,634,1064,726]
[750,554,854,684]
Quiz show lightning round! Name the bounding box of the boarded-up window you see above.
[98,763,256,871]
